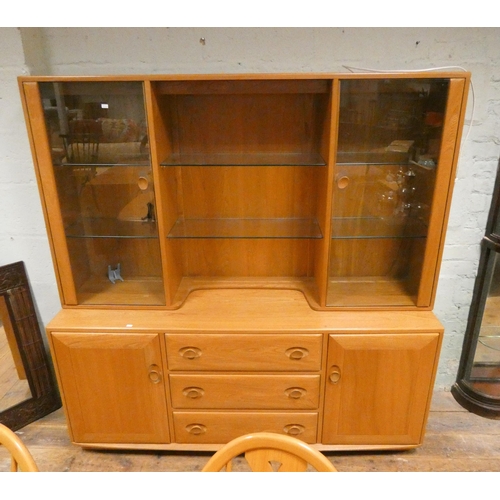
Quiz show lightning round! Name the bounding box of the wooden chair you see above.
[201,432,337,472]
[0,423,39,472]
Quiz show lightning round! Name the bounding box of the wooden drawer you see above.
[170,374,320,409]
[173,411,318,444]
[165,333,322,371]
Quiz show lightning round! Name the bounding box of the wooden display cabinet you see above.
[18,72,469,450]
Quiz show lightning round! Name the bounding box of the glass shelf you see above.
[331,217,428,239]
[161,152,326,167]
[167,218,323,239]
[55,157,150,167]
[65,218,158,239]
[336,151,411,166]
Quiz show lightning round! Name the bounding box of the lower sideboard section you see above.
[46,295,444,451]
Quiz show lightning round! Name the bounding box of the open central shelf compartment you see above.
[151,78,333,306]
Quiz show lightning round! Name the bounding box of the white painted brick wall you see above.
[2,27,500,389]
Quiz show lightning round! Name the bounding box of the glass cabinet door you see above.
[328,78,449,307]
[39,81,164,306]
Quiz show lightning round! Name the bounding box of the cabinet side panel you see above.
[20,82,77,304]
[314,79,338,306]
[146,82,182,304]
[417,78,468,306]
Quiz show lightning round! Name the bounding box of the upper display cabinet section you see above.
[19,73,469,310]
[39,81,150,166]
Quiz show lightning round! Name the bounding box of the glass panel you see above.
[327,78,449,307]
[492,208,500,238]
[39,82,164,306]
[466,251,500,398]
[40,81,149,166]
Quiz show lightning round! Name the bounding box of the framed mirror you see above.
[0,261,61,430]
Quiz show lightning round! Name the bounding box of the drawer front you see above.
[165,333,322,371]
[170,374,320,409]
[173,412,318,444]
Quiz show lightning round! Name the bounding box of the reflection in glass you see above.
[0,297,31,412]
[465,250,500,398]
[40,81,149,166]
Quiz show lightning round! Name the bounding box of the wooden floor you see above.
[2,390,500,472]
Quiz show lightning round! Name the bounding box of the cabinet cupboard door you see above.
[51,332,170,444]
[322,333,440,446]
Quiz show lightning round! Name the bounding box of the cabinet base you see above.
[77,442,421,452]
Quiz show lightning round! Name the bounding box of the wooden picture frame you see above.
[0,261,61,430]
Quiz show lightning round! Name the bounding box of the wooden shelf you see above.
[76,276,165,306]
[171,277,319,309]
[327,277,417,307]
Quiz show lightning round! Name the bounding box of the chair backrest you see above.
[0,423,39,472]
[201,432,337,472]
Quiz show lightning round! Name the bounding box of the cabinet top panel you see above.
[47,289,444,333]
[17,71,471,83]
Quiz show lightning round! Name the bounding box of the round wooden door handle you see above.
[179,346,202,360]
[148,364,162,384]
[329,366,341,384]
[336,174,350,189]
